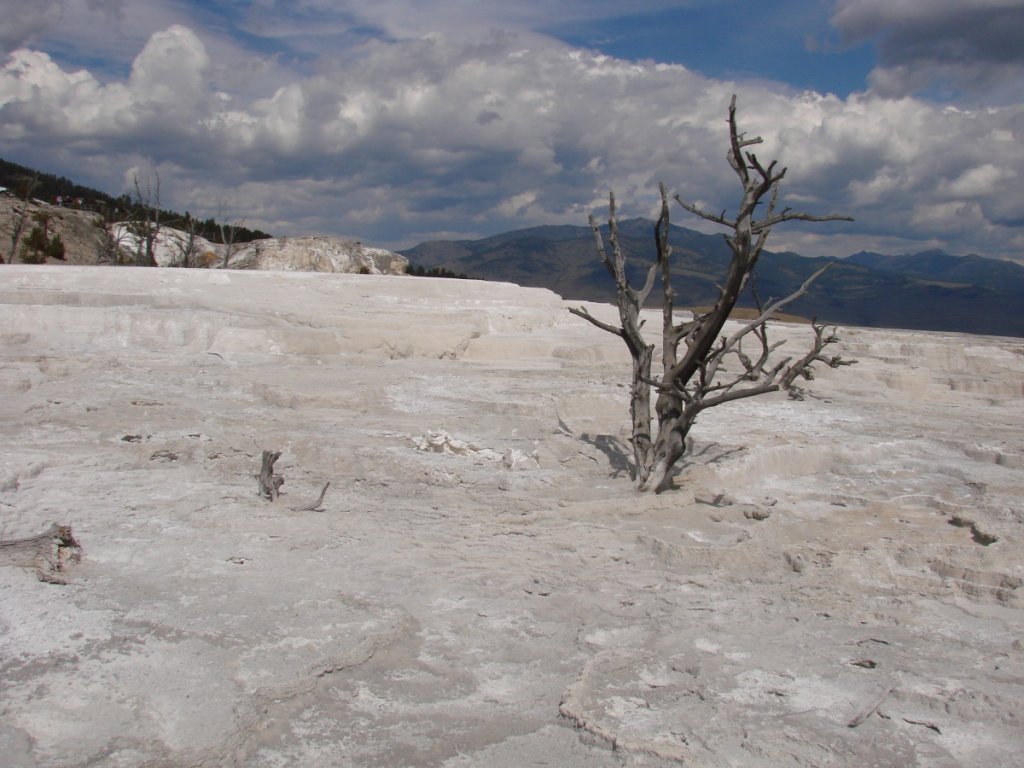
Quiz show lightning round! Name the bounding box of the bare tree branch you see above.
[755,210,854,231]
[567,306,624,337]
[781,319,859,395]
[674,197,737,229]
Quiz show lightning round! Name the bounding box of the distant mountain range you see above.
[4,157,1020,337]
[401,219,1024,338]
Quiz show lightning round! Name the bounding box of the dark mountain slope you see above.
[402,222,1024,337]
[846,250,1024,293]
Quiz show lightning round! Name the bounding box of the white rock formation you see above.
[227,235,408,274]
[112,222,220,267]
[0,265,1021,767]
[110,224,407,274]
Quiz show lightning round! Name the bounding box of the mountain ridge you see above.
[3,157,1020,337]
[401,221,1024,338]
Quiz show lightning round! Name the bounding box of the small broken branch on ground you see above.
[292,482,331,512]
[257,450,284,500]
[847,685,896,728]
[0,523,82,584]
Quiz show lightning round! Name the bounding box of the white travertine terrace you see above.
[1,265,1022,767]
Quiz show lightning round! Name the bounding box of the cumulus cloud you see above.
[0,25,212,145]
[129,25,211,113]
[832,0,1024,101]
[1,21,1022,259]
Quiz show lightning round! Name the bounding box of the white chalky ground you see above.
[1,265,1022,767]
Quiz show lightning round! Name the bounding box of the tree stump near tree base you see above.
[0,523,82,584]
[258,450,284,500]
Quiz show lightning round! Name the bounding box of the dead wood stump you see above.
[258,450,284,500]
[0,523,82,583]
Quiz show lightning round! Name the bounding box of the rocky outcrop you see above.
[227,236,408,275]
[0,196,107,265]
[0,196,406,274]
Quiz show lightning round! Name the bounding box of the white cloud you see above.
[0,25,212,142]
[130,25,212,114]
[942,163,1016,198]
[0,50,127,139]
[1,21,1023,259]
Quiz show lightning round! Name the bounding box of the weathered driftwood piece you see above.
[257,450,284,500]
[0,523,82,583]
[291,482,331,512]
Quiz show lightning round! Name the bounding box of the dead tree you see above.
[128,173,161,267]
[94,201,131,264]
[169,213,201,268]
[218,205,245,268]
[5,173,39,264]
[571,96,853,492]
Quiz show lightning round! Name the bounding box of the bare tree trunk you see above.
[629,345,655,478]
[569,192,659,481]
[640,423,689,493]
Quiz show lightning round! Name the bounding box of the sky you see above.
[1,0,1023,261]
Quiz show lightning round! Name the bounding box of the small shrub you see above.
[19,226,50,263]
[47,233,65,260]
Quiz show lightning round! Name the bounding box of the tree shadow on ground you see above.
[691,441,746,465]
[663,441,748,489]
[555,418,748,489]
[556,416,633,480]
